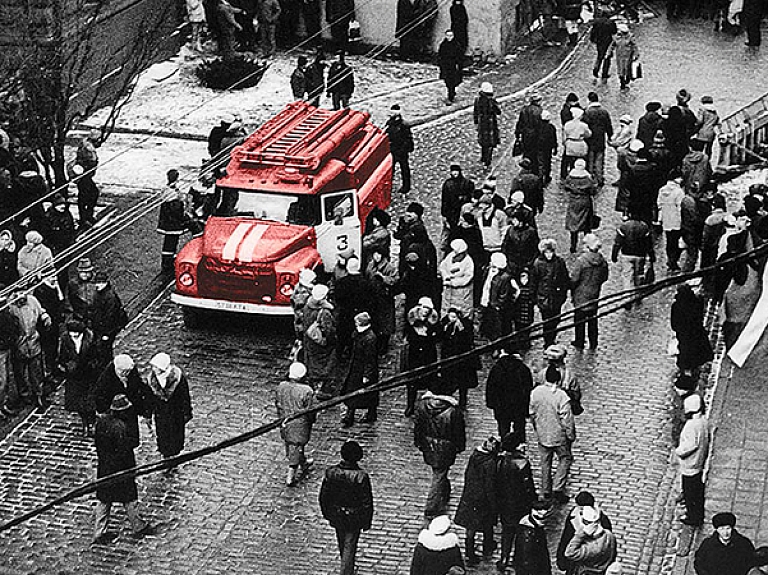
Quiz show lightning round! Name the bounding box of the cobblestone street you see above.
[0,13,767,575]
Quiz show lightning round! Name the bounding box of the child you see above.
[511,268,535,348]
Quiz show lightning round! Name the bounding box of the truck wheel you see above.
[181,307,202,328]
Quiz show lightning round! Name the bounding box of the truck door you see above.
[315,190,362,270]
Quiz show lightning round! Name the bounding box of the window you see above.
[323,192,355,223]
[215,188,319,226]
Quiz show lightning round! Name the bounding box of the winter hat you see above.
[450,238,468,253]
[683,394,703,414]
[544,344,567,361]
[341,440,363,462]
[646,101,662,112]
[545,364,562,384]
[150,352,171,372]
[66,319,85,333]
[629,139,645,152]
[575,491,596,507]
[220,113,235,125]
[480,82,493,94]
[490,252,507,268]
[519,157,533,169]
[418,296,434,309]
[583,233,601,250]
[712,512,736,528]
[113,354,134,371]
[311,284,329,301]
[571,107,584,119]
[93,271,109,283]
[110,394,132,412]
[428,515,452,535]
[391,104,401,111]
[450,163,461,171]
[25,230,43,245]
[288,362,307,380]
[676,89,691,104]
[619,114,633,125]
[0,229,12,243]
[77,257,94,273]
[72,164,85,176]
[52,193,66,206]
[406,202,424,218]
[582,506,600,523]
[298,268,316,287]
[701,95,714,104]
[566,92,579,103]
[346,256,361,274]
[510,191,526,204]
[354,311,371,326]
[538,238,557,253]
[529,92,542,103]
[541,110,552,121]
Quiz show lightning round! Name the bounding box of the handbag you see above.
[305,320,326,346]
[631,60,643,80]
[348,19,361,43]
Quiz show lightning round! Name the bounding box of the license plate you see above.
[212,300,253,312]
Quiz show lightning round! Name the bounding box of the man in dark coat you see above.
[438,30,463,103]
[743,0,763,46]
[334,257,375,359]
[636,102,664,149]
[694,512,755,575]
[626,148,665,226]
[207,114,233,158]
[0,297,21,417]
[74,130,101,229]
[590,9,617,78]
[582,92,614,187]
[340,312,378,426]
[556,491,613,575]
[305,52,326,107]
[450,0,469,54]
[386,104,415,194]
[414,389,466,520]
[325,0,356,49]
[92,394,151,544]
[680,186,705,273]
[290,56,308,100]
[510,157,544,216]
[157,169,190,272]
[515,93,544,175]
[93,354,148,447]
[319,440,374,575]
[59,319,99,435]
[396,0,419,61]
[502,212,540,276]
[441,164,475,254]
[485,347,533,443]
[455,437,499,565]
[395,202,437,276]
[514,501,552,575]
[90,272,128,370]
[42,193,76,291]
[327,51,355,110]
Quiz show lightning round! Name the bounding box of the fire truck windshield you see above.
[214,187,320,226]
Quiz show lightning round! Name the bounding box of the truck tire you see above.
[181,306,202,328]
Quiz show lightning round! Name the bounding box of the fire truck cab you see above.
[172,102,392,325]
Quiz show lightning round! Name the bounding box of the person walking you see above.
[611,208,656,305]
[557,491,614,575]
[340,311,379,426]
[495,432,537,572]
[529,365,576,504]
[561,107,592,183]
[513,501,553,575]
[439,308,479,407]
[485,346,533,442]
[680,183,706,273]
[414,389,466,520]
[405,297,441,415]
[89,271,128,370]
[570,234,609,350]
[74,129,101,229]
[185,0,206,51]
[510,157,544,217]
[675,394,711,526]
[582,92,613,187]
[449,0,469,55]
[515,93,544,175]
[440,164,475,254]
[143,352,193,473]
[386,104,415,194]
[59,319,99,435]
[275,362,316,486]
[657,173,685,272]
[319,440,374,575]
[564,159,598,254]
[563,505,618,574]
[695,96,720,157]
[454,436,500,566]
[473,83,501,169]
[327,50,355,110]
[531,239,570,347]
[610,23,639,90]
[410,514,465,575]
[438,30,463,104]
[590,9,617,78]
[92,394,153,544]
[93,354,148,449]
[539,110,558,187]
[694,513,756,575]
[439,239,474,318]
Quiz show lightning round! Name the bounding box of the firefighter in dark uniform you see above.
[157,169,189,273]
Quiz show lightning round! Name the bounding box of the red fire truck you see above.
[172,102,392,325]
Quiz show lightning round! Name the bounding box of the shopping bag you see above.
[631,60,643,80]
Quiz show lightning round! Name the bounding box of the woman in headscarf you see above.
[16,230,53,279]
[564,159,598,253]
[561,107,592,184]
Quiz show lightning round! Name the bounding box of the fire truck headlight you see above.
[279,283,294,297]
[179,272,195,287]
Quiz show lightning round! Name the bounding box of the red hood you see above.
[203,217,314,264]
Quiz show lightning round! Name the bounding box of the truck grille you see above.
[198,258,276,302]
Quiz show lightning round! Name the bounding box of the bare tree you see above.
[0,0,180,188]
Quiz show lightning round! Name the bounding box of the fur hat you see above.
[450,238,468,253]
[289,362,307,380]
[480,82,493,94]
[418,296,434,309]
[113,354,134,371]
[346,256,361,274]
[354,311,371,326]
[629,139,645,152]
[110,394,132,411]
[149,352,171,372]
[406,202,424,217]
[510,191,526,204]
[428,515,452,535]
[683,394,703,414]
[619,114,633,125]
[311,284,329,301]
[298,268,316,287]
[712,512,736,528]
[341,440,363,462]
[490,252,507,268]
[582,506,600,523]
[583,233,601,250]
[544,344,567,361]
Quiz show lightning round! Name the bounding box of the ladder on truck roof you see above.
[242,108,337,169]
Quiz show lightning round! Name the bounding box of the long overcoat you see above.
[95,414,139,504]
[59,328,99,414]
[454,448,498,531]
[342,327,379,409]
[473,93,501,148]
[564,173,597,233]
[144,366,193,457]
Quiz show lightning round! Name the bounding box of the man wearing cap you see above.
[695,512,755,575]
[570,233,609,349]
[636,102,664,150]
[486,344,533,442]
[320,440,374,575]
[439,239,474,318]
[340,311,378,426]
[438,29,463,104]
[208,114,234,157]
[74,129,100,229]
[334,256,375,360]
[675,394,711,526]
[410,514,465,575]
[557,491,613,575]
[290,57,308,101]
[395,202,437,277]
[275,362,316,486]
[92,393,152,544]
[564,505,617,575]
[502,210,540,276]
[510,157,545,216]
[583,92,614,188]
[441,164,475,254]
[67,257,96,321]
[515,94,544,175]
[327,51,355,110]
[90,271,128,369]
[385,104,414,194]
[305,50,326,107]
[513,499,552,575]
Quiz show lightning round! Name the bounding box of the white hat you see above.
[617,22,629,32]
[541,110,552,121]
[450,238,468,253]
[490,252,507,268]
[72,164,84,176]
[629,139,645,152]
[113,354,134,371]
[571,107,584,119]
[418,296,434,309]
[511,191,525,204]
[288,362,307,380]
[583,233,601,250]
[684,394,703,414]
[606,562,624,575]
[298,268,316,287]
[220,113,235,124]
[346,257,361,274]
[619,114,633,125]
[480,82,493,94]
[149,352,171,372]
[428,515,452,535]
[582,506,600,523]
[311,284,329,300]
